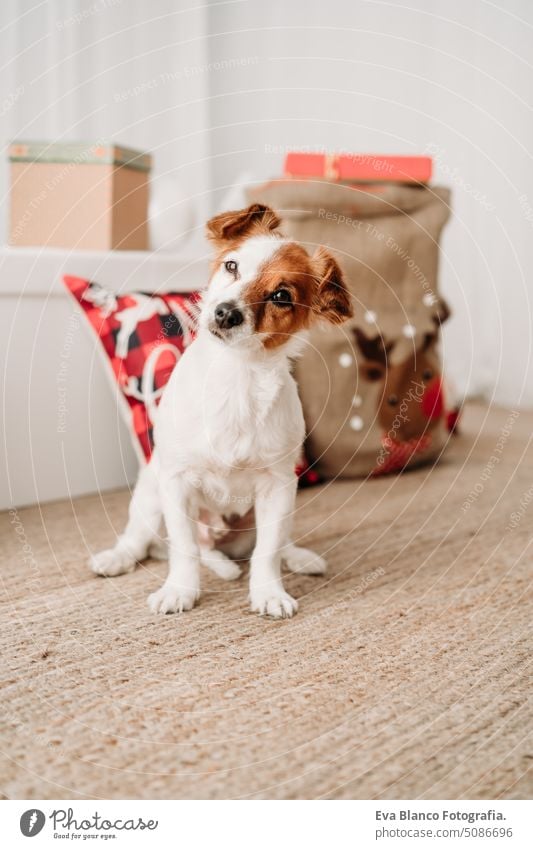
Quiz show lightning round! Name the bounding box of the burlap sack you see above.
[247,179,452,477]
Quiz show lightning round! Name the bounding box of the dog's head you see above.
[201,204,353,350]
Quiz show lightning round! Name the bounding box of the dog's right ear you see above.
[312,247,353,325]
[206,204,281,247]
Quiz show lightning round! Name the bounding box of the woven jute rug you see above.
[1,403,531,799]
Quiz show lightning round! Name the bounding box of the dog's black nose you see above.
[214,302,244,330]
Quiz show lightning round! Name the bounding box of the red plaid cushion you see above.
[64,275,201,460]
[64,275,322,487]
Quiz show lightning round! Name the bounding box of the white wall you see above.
[0,248,208,509]
[207,0,533,408]
[0,0,215,507]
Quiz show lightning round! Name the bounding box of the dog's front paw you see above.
[283,545,327,575]
[250,589,298,619]
[90,547,137,577]
[147,584,199,614]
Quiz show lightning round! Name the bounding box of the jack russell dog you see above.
[90,203,353,618]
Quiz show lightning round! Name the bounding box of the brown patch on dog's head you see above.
[242,243,315,349]
[242,243,353,350]
[206,203,281,249]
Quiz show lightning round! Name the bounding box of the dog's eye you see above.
[422,368,433,381]
[225,260,238,275]
[387,394,398,406]
[270,288,292,306]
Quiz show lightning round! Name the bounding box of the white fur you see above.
[89,233,326,618]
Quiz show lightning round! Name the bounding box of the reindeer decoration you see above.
[352,301,456,475]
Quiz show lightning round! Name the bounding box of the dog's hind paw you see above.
[147,539,168,561]
[283,545,327,575]
[90,547,137,577]
[200,548,242,581]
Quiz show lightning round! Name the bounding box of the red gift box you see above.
[284,152,432,184]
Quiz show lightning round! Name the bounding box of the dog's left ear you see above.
[312,247,353,325]
[206,203,281,247]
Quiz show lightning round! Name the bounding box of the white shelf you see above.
[0,244,209,297]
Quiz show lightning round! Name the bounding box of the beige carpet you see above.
[1,402,531,800]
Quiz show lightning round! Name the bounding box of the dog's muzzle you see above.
[214,301,244,330]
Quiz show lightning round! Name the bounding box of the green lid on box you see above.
[9,141,152,172]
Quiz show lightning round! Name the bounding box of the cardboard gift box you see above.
[284,152,432,184]
[9,141,152,250]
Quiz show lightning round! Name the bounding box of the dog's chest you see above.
[157,337,304,472]
[201,366,289,462]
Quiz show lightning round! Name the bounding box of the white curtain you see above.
[0,0,211,245]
